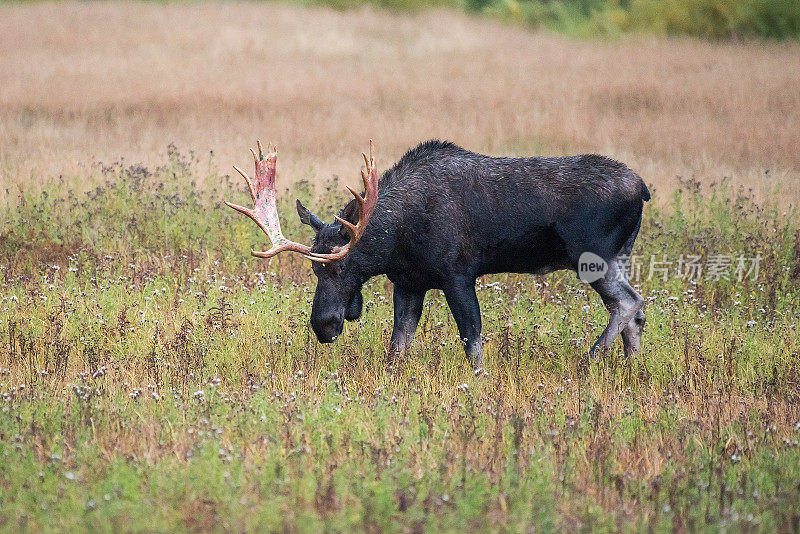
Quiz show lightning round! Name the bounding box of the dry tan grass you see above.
[1,1,799,202]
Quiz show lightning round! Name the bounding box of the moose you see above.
[225,140,650,370]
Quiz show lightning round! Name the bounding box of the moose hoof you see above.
[588,343,609,363]
[473,367,488,377]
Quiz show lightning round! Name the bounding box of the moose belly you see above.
[385,226,570,289]
[478,226,570,276]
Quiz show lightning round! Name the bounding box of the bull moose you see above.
[225,140,649,370]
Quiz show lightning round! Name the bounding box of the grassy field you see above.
[2,2,800,532]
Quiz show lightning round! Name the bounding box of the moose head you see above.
[225,141,379,343]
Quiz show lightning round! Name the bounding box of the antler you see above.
[225,140,380,263]
[323,139,380,261]
[225,141,318,261]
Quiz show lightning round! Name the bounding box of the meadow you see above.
[1,2,800,532]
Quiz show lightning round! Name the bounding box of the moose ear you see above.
[296,199,325,232]
[337,199,361,238]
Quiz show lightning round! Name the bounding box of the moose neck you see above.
[347,214,396,282]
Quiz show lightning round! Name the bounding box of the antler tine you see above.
[360,169,371,198]
[224,199,252,219]
[233,164,250,181]
[333,214,359,241]
[344,184,366,222]
[362,138,374,166]
[233,164,257,202]
[251,244,331,263]
[345,184,365,204]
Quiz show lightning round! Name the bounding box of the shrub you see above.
[471,0,800,39]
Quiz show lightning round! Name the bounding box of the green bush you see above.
[617,0,800,39]
[477,0,800,39]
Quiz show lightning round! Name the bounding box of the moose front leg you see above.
[443,279,484,370]
[388,286,426,364]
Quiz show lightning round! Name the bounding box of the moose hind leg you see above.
[589,260,644,360]
[621,309,646,358]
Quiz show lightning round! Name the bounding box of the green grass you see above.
[1,150,799,531]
